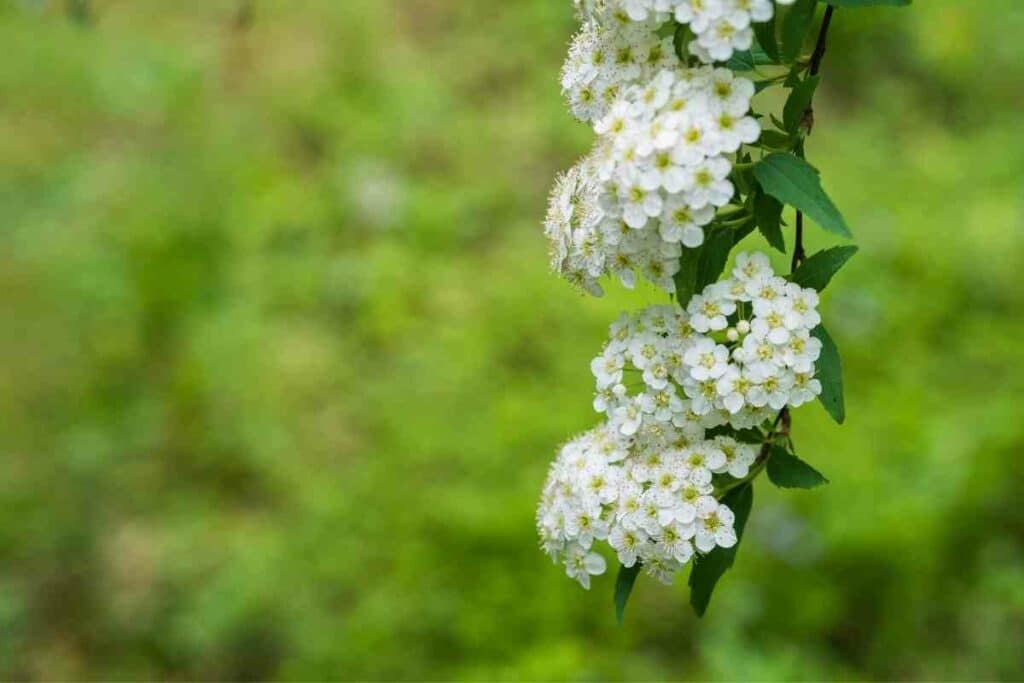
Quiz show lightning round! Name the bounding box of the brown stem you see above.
[791,6,836,274]
[771,6,837,463]
[809,6,836,77]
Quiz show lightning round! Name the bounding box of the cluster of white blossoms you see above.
[593,252,823,434]
[537,252,824,589]
[536,422,757,588]
[561,19,681,123]
[538,1,832,595]
[545,67,759,295]
[572,0,797,66]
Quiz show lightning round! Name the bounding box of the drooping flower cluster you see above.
[593,252,823,434]
[545,67,759,295]
[537,0,840,597]
[572,0,797,67]
[537,422,757,588]
[537,252,824,589]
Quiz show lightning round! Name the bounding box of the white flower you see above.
[786,282,822,329]
[684,338,731,381]
[613,400,644,435]
[695,503,738,553]
[618,171,664,229]
[733,251,773,283]
[628,331,663,369]
[751,298,801,344]
[591,348,626,388]
[609,525,647,567]
[687,287,736,332]
[684,156,735,209]
[789,371,822,406]
[660,196,714,247]
[658,521,696,563]
[715,365,754,413]
[594,382,628,415]
[715,436,758,478]
[780,330,822,373]
[564,544,608,589]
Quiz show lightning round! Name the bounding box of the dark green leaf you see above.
[754,192,785,253]
[783,74,820,133]
[705,425,764,444]
[828,0,910,6]
[732,216,758,244]
[726,50,755,72]
[767,445,829,488]
[753,153,851,238]
[758,129,793,149]
[674,246,703,305]
[731,154,753,195]
[790,245,858,291]
[695,227,735,290]
[725,45,772,72]
[614,562,642,625]
[673,23,690,62]
[784,64,803,87]
[753,13,779,62]
[811,324,845,423]
[782,0,818,63]
[689,483,754,617]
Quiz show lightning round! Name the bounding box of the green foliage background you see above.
[1,0,1023,679]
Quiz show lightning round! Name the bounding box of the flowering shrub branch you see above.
[538,0,910,621]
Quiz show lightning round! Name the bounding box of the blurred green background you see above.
[1,0,1023,680]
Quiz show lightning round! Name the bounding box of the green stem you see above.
[715,459,768,498]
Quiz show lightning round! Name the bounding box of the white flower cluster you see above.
[537,422,756,588]
[561,19,681,123]
[572,0,797,65]
[593,252,823,434]
[545,67,759,295]
[537,252,826,589]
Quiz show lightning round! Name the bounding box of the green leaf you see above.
[828,0,910,6]
[754,192,785,253]
[767,445,829,489]
[673,23,690,62]
[758,128,793,149]
[790,245,858,291]
[782,0,818,63]
[674,246,702,306]
[731,216,758,244]
[695,227,735,291]
[614,562,642,625]
[753,153,851,238]
[783,75,820,133]
[705,425,764,444]
[784,64,803,88]
[811,324,845,423]
[689,483,754,617]
[725,45,773,72]
[753,13,779,62]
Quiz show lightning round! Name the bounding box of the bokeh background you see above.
[2,0,1023,680]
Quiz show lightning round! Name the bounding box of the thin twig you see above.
[809,6,836,77]
[792,6,837,273]
[765,7,838,473]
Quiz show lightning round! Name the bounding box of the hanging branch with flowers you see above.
[537,0,911,620]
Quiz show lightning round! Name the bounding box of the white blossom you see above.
[546,67,759,295]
